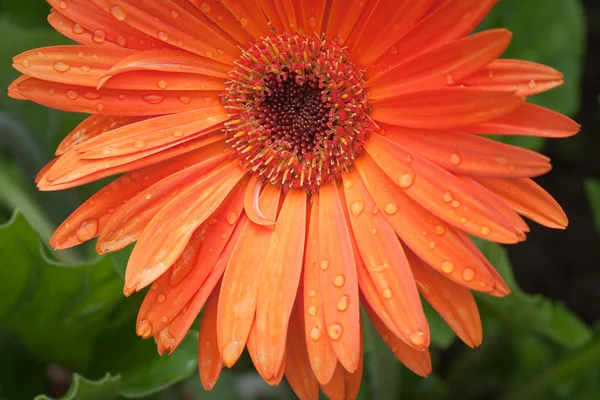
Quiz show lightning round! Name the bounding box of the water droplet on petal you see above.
[528,80,537,89]
[117,36,127,46]
[307,290,317,298]
[111,6,127,20]
[83,92,101,100]
[48,89,55,95]
[77,51,84,59]
[446,74,455,85]
[59,2,67,9]
[398,172,415,188]
[240,17,248,26]
[157,80,167,89]
[371,228,378,235]
[443,191,453,203]
[171,10,179,18]
[65,90,78,100]
[344,179,354,189]
[37,51,44,58]
[459,217,467,224]
[449,152,462,165]
[350,200,364,217]
[328,323,343,340]
[320,260,329,270]
[451,200,460,208]
[227,212,238,225]
[441,261,455,273]
[480,226,490,236]
[337,295,349,311]
[429,241,436,250]
[382,288,393,299]
[80,65,91,72]
[157,294,166,303]
[307,305,317,316]
[53,61,70,72]
[21,59,31,68]
[142,94,164,104]
[76,218,98,241]
[409,330,425,347]
[177,95,192,104]
[384,202,398,214]
[92,30,106,43]
[488,71,495,79]
[333,274,345,287]
[309,327,321,340]
[137,319,153,337]
[372,205,379,214]
[462,268,475,282]
[308,17,317,27]
[134,140,147,149]
[161,316,168,323]
[200,2,211,12]
[158,31,169,41]
[434,225,445,235]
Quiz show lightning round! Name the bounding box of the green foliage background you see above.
[1,0,599,399]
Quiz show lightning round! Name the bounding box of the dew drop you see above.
[111,6,127,20]
[406,154,413,162]
[343,179,354,189]
[161,316,168,323]
[488,71,495,79]
[92,30,106,43]
[64,222,71,229]
[480,225,490,236]
[449,152,462,165]
[205,50,213,58]
[327,323,343,340]
[76,218,99,241]
[137,319,153,337]
[384,202,398,215]
[117,35,127,46]
[528,80,537,89]
[309,327,321,340]
[37,51,44,58]
[434,225,445,235]
[382,334,390,342]
[83,92,101,100]
[462,268,475,282]
[459,217,467,224]
[446,74,455,85]
[409,330,425,347]
[307,305,317,316]
[451,200,460,208]
[307,289,317,298]
[177,95,192,104]
[59,2,67,9]
[320,260,329,270]
[52,61,70,72]
[157,294,166,303]
[372,205,379,214]
[428,241,436,250]
[65,90,78,100]
[333,274,345,287]
[80,65,91,72]
[350,200,364,217]
[227,212,238,225]
[337,295,349,311]
[145,193,152,200]
[398,172,415,188]
[441,260,455,273]
[200,2,211,12]
[157,80,168,89]
[97,104,104,112]
[76,51,84,59]
[443,191,453,203]
[142,94,164,104]
[240,17,248,26]
[134,140,147,149]
[47,89,55,95]
[118,94,126,100]
[371,228,378,235]
[390,46,398,55]
[158,31,169,41]
[171,10,179,18]
[308,17,317,27]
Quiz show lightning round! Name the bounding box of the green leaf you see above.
[584,179,600,235]
[0,211,124,368]
[474,239,592,348]
[35,374,120,400]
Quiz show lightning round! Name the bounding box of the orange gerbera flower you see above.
[9,0,579,398]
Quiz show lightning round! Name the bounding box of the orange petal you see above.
[365,135,521,243]
[319,329,364,400]
[244,175,277,226]
[342,171,429,349]
[285,298,320,400]
[382,125,551,178]
[347,0,434,66]
[48,0,167,50]
[15,77,222,116]
[407,250,482,348]
[369,0,498,75]
[317,184,361,372]
[47,10,119,47]
[324,0,370,44]
[125,161,246,291]
[247,319,287,385]
[476,177,568,229]
[296,0,327,35]
[362,300,432,377]
[303,193,339,384]
[154,214,246,354]
[459,59,564,96]
[220,0,272,39]
[355,154,498,292]
[75,107,228,159]
[135,180,246,335]
[367,30,512,100]
[56,115,147,156]
[198,287,224,391]
[51,142,227,250]
[189,0,254,44]
[319,363,346,400]
[38,134,224,190]
[255,0,286,32]
[370,88,524,130]
[255,189,307,379]
[217,184,281,367]
[464,102,581,138]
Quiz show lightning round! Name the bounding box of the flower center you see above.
[223,33,374,192]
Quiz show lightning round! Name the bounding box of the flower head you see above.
[10,0,579,398]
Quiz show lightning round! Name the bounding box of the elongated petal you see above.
[365,135,521,243]
[367,30,511,100]
[319,330,364,400]
[47,10,117,47]
[382,125,551,178]
[348,0,434,66]
[303,193,338,384]
[56,115,147,156]
[476,177,568,229]
[370,88,524,130]
[135,180,246,335]
[369,0,497,75]
[464,102,580,138]
[342,171,429,349]
[355,154,498,292]
[220,0,272,39]
[15,77,221,116]
[459,59,564,96]
[317,184,361,372]
[297,0,327,35]
[198,288,224,391]
[125,161,246,291]
[324,0,369,44]
[255,189,307,378]
[247,320,287,385]
[217,185,281,367]
[285,298,320,400]
[407,250,482,348]
[244,175,276,226]
[190,0,254,44]
[362,300,432,377]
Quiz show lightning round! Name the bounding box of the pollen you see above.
[223,33,374,192]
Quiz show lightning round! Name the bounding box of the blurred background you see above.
[0,0,599,399]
